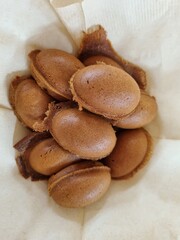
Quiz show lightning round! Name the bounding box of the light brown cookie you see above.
[103,128,153,179]
[14,132,80,179]
[47,103,116,160]
[70,65,141,120]
[48,161,111,208]
[112,91,158,129]
[29,49,84,100]
[9,75,52,132]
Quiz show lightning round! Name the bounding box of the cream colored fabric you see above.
[1,0,180,239]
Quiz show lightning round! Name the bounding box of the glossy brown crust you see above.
[83,55,123,69]
[48,107,117,160]
[48,161,111,208]
[14,132,52,181]
[78,25,147,90]
[103,128,153,180]
[29,49,84,100]
[9,75,52,132]
[112,92,158,129]
[70,65,141,120]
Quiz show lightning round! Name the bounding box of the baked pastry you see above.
[70,65,141,120]
[14,132,80,179]
[14,132,81,179]
[29,138,81,176]
[9,75,52,131]
[48,161,111,208]
[112,91,157,129]
[47,103,117,160]
[29,49,84,100]
[103,128,152,179]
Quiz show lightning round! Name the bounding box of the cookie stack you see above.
[10,26,157,208]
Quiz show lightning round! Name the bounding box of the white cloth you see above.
[1,0,180,239]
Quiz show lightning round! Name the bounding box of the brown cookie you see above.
[29,49,84,100]
[14,132,80,179]
[48,161,111,208]
[112,91,158,129]
[103,128,153,179]
[47,103,116,160]
[9,75,52,131]
[70,65,141,120]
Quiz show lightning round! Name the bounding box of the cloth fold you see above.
[1,0,180,239]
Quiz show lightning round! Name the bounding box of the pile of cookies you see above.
[10,26,157,208]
